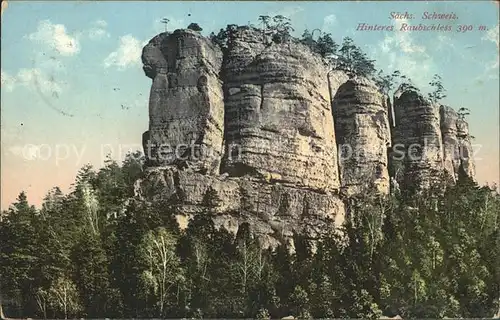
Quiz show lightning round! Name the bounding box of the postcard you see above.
[1,1,499,319]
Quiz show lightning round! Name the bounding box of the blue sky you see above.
[1,1,499,208]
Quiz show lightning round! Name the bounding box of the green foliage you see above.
[139,227,183,317]
[211,17,384,80]
[71,234,113,317]
[375,70,402,94]
[1,164,499,318]
[270,15,294,44]
[299,29,338,58]
[255,307,270,319]
[334,37,376,77]
[316,33,338,58]
[187,23,203,32]
[288,285,310,318]
[458,107,471,120]
[47,276,82,319]
[374,70,423,96]
[428,73,447,103]
[209,28,228,51]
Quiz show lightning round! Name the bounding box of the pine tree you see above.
[0,192,39,317]
[428,74,447,103]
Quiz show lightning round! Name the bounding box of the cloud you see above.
[482,24,499,48]
[103,35,145,70]
[436,34,455,50]
[1,68,64,95]
[474,25,499,80]
[322,14,337,31]
[89,28,109,40]
[434,34,471,63]
[120,97,148,110]
[372,19,432,89]
[27,20,80,56]
[1,70,16,92]
[133,97,148,108]
[17,68,63,95]
[380,19,426,55]
[94,19,107,28]
[88,19,110,40]
[475,56,499,82]
[35,53,66,72]
[269,5,304,19]
[489,58,499,70]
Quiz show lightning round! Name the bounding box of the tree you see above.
[375,70,402,94]
[337,37,356,72]
[160,18,170,32]
[110,199,167,317]
[48,276,81,319]
[300,30,338,58]
[258,15,271,30]
[140,227,183,316]
[270,15,294,44]
[288,285,311,318]
[336,37,376,77]
[232,222,275,317]
[187,23,203,32]
[255,307,270,319]
[0,192,39,317]
[428,74,447,103]
[72,234,114,317]
[258,15,272,43]
[397,77,419,93]
[34,288,49,319]
[458,107,471,120]
[316,33,338,58]
[352,47,376,77]
[210,28,228,51]
[79,180,100,235]
[300,29,314,47]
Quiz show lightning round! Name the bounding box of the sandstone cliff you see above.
[222,27,340,192]
[332,78,391,196]
[392,88,444,189]
[440,105,461,180]
[142,30,224,174]
[456,117,476,179]
[137,27,476,246]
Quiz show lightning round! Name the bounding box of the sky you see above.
[1,1,499,209]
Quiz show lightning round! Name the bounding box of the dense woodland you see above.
[1,18,499,319]
[1,152,499,319]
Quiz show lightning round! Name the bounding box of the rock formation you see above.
[332,78,391,196]
[392,88,444,189]
[137,27,476,246]
[440,105,461,180]
[139,28,346,248]
[222,27,339,192]
[142,30,224,174]
[456,117,476,179]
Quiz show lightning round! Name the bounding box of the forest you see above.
[1,152,499,319]
[1,17,499,319]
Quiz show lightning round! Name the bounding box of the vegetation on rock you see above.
[207,15,445,99]
[187,23,203,32]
